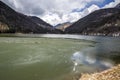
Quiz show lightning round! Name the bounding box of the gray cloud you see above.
[1,0,45,15]
[1,0,120,25]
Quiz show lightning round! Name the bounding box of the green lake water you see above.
[0,34,120,80]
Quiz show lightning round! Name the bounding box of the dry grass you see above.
[79,64,120,80]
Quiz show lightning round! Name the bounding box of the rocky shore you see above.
[79,64,120,80]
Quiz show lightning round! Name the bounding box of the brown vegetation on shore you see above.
[79,64,120,80]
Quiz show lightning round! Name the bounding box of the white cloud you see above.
[1,0,119,25]
[87,4,100,13]
[41,13,62,26]
[41,12,82,25]
[103,0,120,8]
[41,4,100,25]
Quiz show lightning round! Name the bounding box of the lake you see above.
[0,34,120,80]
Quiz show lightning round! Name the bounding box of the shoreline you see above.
[79,64,120,80]
[0,33,120,38]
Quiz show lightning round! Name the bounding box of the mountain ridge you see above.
[65,4,120,36]
[0,1,62,33]
[0,1,120,36]
[55,22,72,31]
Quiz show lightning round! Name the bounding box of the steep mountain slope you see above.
[65,4,120,36]
[0,1,61,33]
[29,16,53,28]
[115,3,120,9]
[55,22,72,31]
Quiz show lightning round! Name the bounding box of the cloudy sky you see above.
[1,0,120,25]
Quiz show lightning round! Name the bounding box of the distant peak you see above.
[115,3,120,9]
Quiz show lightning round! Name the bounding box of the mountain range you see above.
[65,3,120,36]
[0,1,62,34]
[55,22,72,31]
[0,1,120,36]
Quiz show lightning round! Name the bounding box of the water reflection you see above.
[71,51,114,72]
